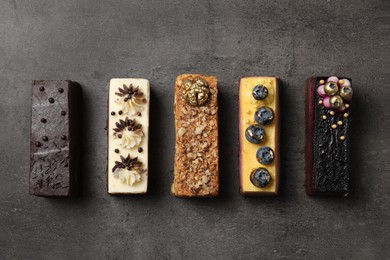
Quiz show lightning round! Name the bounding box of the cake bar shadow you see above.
[346,89,367,201]
[77,82,90,198]
[217,82,238,201]
[147,85,165,198]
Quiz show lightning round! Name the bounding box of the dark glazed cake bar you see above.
[305,76,353,196]
[30,80,81,197]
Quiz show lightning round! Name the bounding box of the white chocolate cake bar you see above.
[108,78,149,194]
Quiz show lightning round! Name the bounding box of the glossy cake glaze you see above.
[306,76,352,196]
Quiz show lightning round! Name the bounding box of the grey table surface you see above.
[1,0,389,259]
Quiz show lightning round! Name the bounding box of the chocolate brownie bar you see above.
[30,80,81,197]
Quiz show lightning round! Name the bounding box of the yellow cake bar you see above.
[239,77,280,195]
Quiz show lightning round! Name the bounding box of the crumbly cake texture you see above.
[172,74,219,197]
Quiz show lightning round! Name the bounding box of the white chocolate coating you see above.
[108,78,149,194]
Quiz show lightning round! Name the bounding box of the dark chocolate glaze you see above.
[305,77,351,196]
[30,80,81,197]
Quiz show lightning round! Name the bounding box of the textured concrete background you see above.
[0,0,389,259]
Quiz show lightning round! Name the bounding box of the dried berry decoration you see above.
[256,146,275,165]
[254,107,274,125]
[317,77,353,141]
[340,86,353,101]
[250,168,271,188]
[324,81,339,95]
[112,154,145,174]
[245,124,265,144]
[330,95,343,109]
[252,85,268,100]
[181,76,210,106]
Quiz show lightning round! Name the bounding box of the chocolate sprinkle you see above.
[61,111,66,116]
[138,147,143,153]
[48,98,54,103]
[113,117,143,133]
[118,134,122,139]
[114,84,147,106]
[118,111,123,115]
[112,154,145,174]
[114,149,119,153]
[137,112,142,116]
[42,136,48,141]
[111,111,115,116]
[58,88,64,93]
[30,80,81,197]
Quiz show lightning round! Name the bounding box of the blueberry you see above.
[252,85,268,100]
[250,168,271,188]
[245,124,265,144]
[254,106,274,125]
[256,146,274,165]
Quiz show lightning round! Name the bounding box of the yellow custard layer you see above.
[239,77,280,195]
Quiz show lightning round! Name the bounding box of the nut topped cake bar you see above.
[108,79,149,194]
[172,74,219,197]
[305,76,353,196]
[239,77,280,196]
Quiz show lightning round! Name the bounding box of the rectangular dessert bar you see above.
[108,78,149,194]
[30,80,81,197]
[305,76,353,196]
[172,74,219,197]
[239,77,280,196]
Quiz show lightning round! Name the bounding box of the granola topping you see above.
[174,76,218,196]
